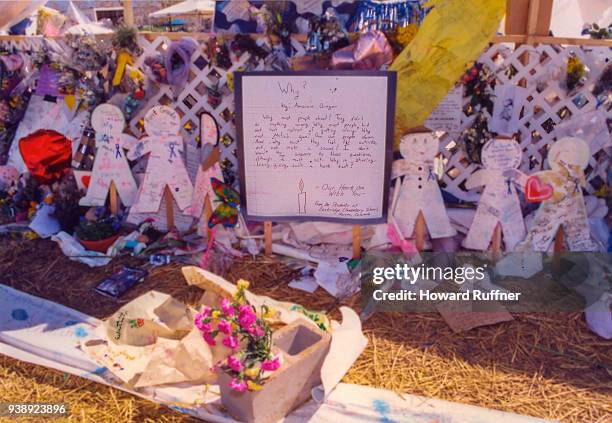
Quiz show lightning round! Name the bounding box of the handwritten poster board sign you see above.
[235,71,396,224]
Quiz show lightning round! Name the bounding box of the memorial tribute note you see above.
[237,73,394,222]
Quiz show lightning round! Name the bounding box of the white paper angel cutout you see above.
[462,138,526,251]
[520,137,596,252]
[79,104,139,207]
[392,133,456,239]
[127,106,194,213]
[187,113,224,224]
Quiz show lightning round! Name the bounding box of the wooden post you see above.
[505,0,553,38]
[109,181,119,216]
[264,221,272,256]
[352,225,361,259]
[414,211,426,252]
[553,226,565,252]
[164,185,175,231]
[203,194,213,237]
[123,0,134,26]
[491,223,502,261]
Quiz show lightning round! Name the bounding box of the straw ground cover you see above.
[0,239,610,422]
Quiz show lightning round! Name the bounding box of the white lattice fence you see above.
[2,37,610,202]
[440,43,611,202]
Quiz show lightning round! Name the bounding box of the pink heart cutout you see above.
[525,176,553,203]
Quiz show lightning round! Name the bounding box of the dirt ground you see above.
[0,239,611,423]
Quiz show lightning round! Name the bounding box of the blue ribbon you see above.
[115,143,122,158]
[505,178,512,195]
[427,166,435,181]
[573,178,580,193]
[168,142,177,159]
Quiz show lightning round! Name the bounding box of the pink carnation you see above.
[220,298,235,317]
[238,305,257,329]
[217,319,232,335]
[230,377,247,392]
[262,357,280,371]
[254,325,265,338]
[222,335,239,349]
[226,355,243,372]
[202,332,216,346]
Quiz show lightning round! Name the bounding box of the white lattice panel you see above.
[439,43,611,202]
[2,37,610,202]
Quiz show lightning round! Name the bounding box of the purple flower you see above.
[222,335,239,349]
[202,332,216,346]
[226,355,243,372]
[220,298,234,317]
[262,357,280,371]
[217,319,232,335]
[229,377,247,392]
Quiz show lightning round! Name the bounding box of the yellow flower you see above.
[247,381,263,391]
[211,310,221,319]
[244,366,260,378]
[237,279,250,290]
[262,307,276,319]
[227,72,234,92]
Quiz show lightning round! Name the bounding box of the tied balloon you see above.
[350,0,425,32]
[331,30,393,70]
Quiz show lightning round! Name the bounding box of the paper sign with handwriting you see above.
[236,71,396,223]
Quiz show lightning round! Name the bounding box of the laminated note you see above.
[520,137,596,252]
[79,104,138,207]
[392,133,456,239]
[488,85,528,136]
[462,139,526,251]
[127,106,194,213]
[425,85,463,137]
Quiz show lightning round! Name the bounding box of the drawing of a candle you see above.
[298,178,307,214]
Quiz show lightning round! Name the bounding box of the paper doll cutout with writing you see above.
[518,137,596,251]
[462,138,526,251]
[79,104,139,207]
[127,105,193,213]
[392,133,456,239]
[187,112,224,222]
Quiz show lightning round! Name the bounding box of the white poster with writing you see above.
[236,72,395,223]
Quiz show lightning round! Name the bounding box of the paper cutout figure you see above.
[79,104,138,207]
[519,137,596,252]
[392,133,456,239]
[462,139,526,251]
[127,106,193,213]
[188,112,223,222]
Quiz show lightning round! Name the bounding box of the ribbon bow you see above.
[168,142,177,160]
[427,166,435,181]
[573,178,580,193]
[505,177,512,195]
[115,143,122,158]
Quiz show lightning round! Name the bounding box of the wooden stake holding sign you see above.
[164,185,175,230]
[109,181,119,215]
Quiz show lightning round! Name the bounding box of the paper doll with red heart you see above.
[519,137,595,251]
